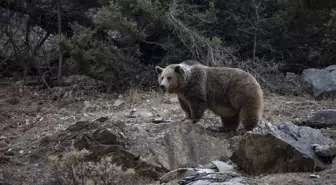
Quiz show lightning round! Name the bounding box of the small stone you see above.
[211,160,235,174]
[113,99,124,107]
[127,108,153,118]
[119,132,126,139]
[152,117,164,123]
[310,174,320,178]
[152,117,173,124]
[94,117,109,122]
[19,150,24,154]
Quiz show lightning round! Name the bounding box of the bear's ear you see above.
[174,65,183,74]
[155,66,163,74]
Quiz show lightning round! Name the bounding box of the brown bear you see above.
[155,60,264,132]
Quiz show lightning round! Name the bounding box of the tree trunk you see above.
[57,0,63,85]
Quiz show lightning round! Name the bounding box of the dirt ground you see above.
[0,77,336,185]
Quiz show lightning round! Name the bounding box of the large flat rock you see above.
[231,122,334,175]
[125,121,232,170]
[304,109,336,128]
[301,65,336,99]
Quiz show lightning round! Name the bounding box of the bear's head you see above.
[155,64,190,93]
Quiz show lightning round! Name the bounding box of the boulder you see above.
[301,65,336,99]
[231,121,334,175]
[125,122,232,171]
[39,119,234,180]
[304,109,336,128]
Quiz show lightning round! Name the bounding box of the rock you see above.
[231,122,334,175]
[66,121,99,132]
[211,160,235,174]
[127,122,232,171]
[310,174,320,178]
[312,143,336,158]
[41,119,236,182]
[305,109,336,128]
[90,128,121,145]
[301,65,336,99]
[127,108,153,118]
[41,120,168,180]
[151,117,172,124]
[94,116,109,122]
[113,99,124,107]
[159,160,245,185]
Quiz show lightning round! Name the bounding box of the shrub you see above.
[47,148,152,185]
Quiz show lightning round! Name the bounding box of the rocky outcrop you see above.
[38,118,168,180]
[123,121,232,171]
[231,121,335,175]
[301,65,336,99]
[304,109,336,128]
[38,117,233,180]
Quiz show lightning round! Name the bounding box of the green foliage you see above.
[135,0,166,21]
[59,22,142,88]
[2,0,336,82]
[93,2,139,34]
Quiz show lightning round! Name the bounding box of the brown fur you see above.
[155,61,264,132]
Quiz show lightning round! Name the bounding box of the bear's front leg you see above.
[189,102,206,124]
[177,97,191,122]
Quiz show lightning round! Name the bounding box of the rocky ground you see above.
[0,73,336,185]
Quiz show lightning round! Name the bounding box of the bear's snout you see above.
[160,85,166,91]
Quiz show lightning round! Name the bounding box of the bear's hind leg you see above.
[221,115,240,131]
[206,115,239,133]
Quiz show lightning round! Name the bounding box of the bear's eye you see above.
[161,77,164,80]
[167,77,172,80]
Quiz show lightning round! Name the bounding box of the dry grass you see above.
[47,147,153,185]
[1,77,336,185]
[263,93,336,123]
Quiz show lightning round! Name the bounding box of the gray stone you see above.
[306,109,336,128]
[312,143,336,158]
[159,161,244,185]
[301,65,336,99]
[151,117,172,124]
[127,108,153,118]
[127,122,232,171]
[231,122,334,175]
[113,99,124,107]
